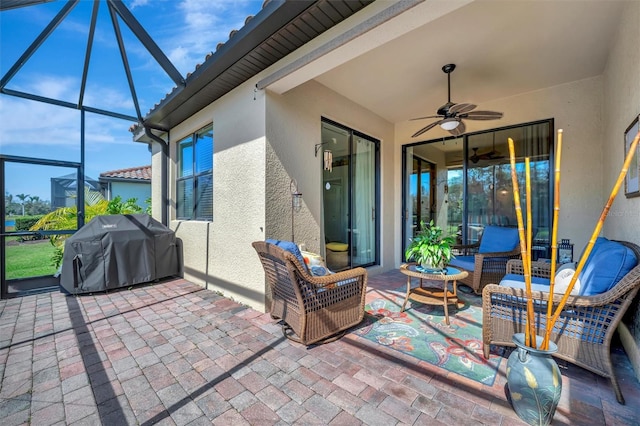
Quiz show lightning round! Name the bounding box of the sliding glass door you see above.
[322,119,379,270]
[403,120,553,260]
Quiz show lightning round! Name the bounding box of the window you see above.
[177,125,213,220]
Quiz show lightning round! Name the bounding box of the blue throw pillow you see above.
[478,226,520,253]
[578,240,637,296]
[265,239,308,271]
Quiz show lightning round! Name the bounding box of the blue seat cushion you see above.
[479,226,520,254]
[265,239,309,272]
[448,256,475,272]
[578,239,637,296]
[499,273,551,292]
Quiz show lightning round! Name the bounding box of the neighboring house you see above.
[132,1,640,374]
[50,173,101,209]
[99,165,151,209]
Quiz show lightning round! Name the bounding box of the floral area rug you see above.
[354,286,502,386]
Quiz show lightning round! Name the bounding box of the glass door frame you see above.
[321,118,381,270]
[402,119,555,261]
[1,155,83,299]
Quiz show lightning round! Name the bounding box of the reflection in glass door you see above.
[402,140,457,257]
[321,120,379,270]
[1,156,81,298]
[410,156,435,234]
[402,120,553,260]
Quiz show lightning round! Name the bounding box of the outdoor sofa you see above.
[482,238,640,404]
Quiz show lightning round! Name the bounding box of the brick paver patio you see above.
[1,271,639,425]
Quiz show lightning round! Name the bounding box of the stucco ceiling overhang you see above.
[142,0,627,140]
[142,0,373,131]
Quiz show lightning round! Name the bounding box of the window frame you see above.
[176,124,213,221]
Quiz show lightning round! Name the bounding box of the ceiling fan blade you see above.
[409,115,442,121]
[448,120,466,137]
[448,103,476,115]
[411,120,441,138]
[461,110,504,120]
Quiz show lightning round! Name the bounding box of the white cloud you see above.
[128,0,151,10]
[83,84,136,112]
[168,0,259,74]
[26,75,78,100]
[0,96,81,148]
[0,86,136,150]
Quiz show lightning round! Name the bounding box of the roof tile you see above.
[100,165,151,181]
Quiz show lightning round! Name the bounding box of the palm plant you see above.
[16,193,29,216]
[405,220,455,271]
[30,189,143,268]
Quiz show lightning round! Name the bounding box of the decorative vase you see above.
[506,333,562,426]
[419,259,445,273]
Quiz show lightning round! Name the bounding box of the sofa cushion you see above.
[479,226,520,253]
[265,239,308,272]
[578,239,637,296]
[499,273,551,292]
[448,255,475,272]
[301,250,332,276]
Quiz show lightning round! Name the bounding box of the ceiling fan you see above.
[469,147,505,163]
[469,134,505,163]
[410,64,503,138]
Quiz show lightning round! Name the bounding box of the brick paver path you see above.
[1,275,639,425]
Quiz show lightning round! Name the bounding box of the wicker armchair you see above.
[252,241,367,346]
[482,241,640,404]
[449,225,521,294]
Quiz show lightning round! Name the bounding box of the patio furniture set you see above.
[252,229,640,404]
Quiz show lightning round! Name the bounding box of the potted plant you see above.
[405,220,455,272]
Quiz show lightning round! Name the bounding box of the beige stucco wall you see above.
[601,0,640,244]
[265,79,396,274]
[600,0,640,381]
[165,80,268,311]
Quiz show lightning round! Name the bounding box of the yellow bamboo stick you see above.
[508,138,535,348]
[545,129,640,342]
[525,157,536,342]
[543,129,562,350]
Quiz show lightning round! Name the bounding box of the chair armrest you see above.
[482,283,623,308]
[506,259,554,278]
[304,267,368,290]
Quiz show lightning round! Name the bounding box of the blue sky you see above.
[0,0,262,201]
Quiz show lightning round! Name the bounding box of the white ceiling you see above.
[314,0,626,139]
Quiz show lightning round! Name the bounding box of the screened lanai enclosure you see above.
[0,0,180,298]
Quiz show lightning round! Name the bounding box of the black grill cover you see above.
[60,214,179,294]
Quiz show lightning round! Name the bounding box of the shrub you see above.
[15,215,44,231]
[16,215,45,241]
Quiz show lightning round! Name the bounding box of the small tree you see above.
[16,193,30,216]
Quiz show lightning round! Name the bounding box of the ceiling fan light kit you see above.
[440,118,460,131]
[411,63,503,138]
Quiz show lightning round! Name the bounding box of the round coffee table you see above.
[399,263,468,325]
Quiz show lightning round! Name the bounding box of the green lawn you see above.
[5,240,58,279]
